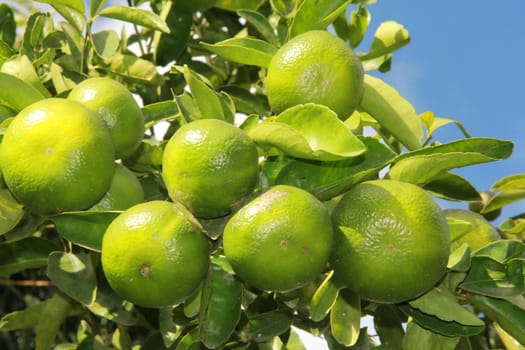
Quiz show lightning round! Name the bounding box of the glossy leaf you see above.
[91,29,119,59]
[47,251,97,305]
[275,137,395,200]
[51,211,120,252]
[220,86,271,116]
[423,172,481,201]
[0,237,58,276]
[200,37,277,68]
[0,72,45,111]
[249,103,366,161]
[199,262,242,349]
[99,5,169,33]
[470,295,525,345]
[270,0,299,18]
[87,278,137,326]
[362,21,410,60]
[90,0,107,17]
[238,9,280,46]
[103,53,164,85]
[0,189,24,236]
[330,289,361,347]
[447,243,471,272]
[1,55,50,97]
[142,100,180,128]
[387,138,513,185]
[402,321,460,350]
[483,189,525,214]
[310,271,339,322]
[36,0,84,14]
[493,321,525,350]
[492,173,525,190]
[408,288,484,329]
[359,74,423,150]
[239,310,293,342]
[289,0,352,38]
[348,6,370,48]
[52,4,85,32]
[0,40,15,66]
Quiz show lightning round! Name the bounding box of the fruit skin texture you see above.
[162,119,259,219]
[0,98,115,215]
[444,209,500,252]
[90,163,144,211]
[101,200,210,308]
[68,77,145,159]
[265,30,364,120]
[331,179,450,304]
[223,185,333,292]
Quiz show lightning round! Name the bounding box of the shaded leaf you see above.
[402,321,459,350]
[0,5,16,46]
[47,251,97,305]
[1,55,50,97]
[483,189,525,214]
[0,40,16,66]
[221,86,271,116]
[154,4,192,66]
[0,189,25,236]
[103,53,164,85]
[51,211,120,252]
[310,271,339,322]
[91,29,120,59]
[289,0,352,38]
[87,278,137,326]
[239,310,293,342]
[423,172,481,201]
[36,293,76,350]
[200,37,277,68]
[99,5,169,33]
[374,305,405,349]
[0,72,45,111]
[248,103,366,161]
[359,74,423,150]
[159,306,183,348]
[142,100,180,129]
[0,237,58,276]
[90,0,107,17]
[238,9,280,46]
[52,4,85,32]
[330,288,360,347]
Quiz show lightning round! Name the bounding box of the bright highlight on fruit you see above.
[265,30,364,120]
[331,179,450,304]
[223,185,333,292]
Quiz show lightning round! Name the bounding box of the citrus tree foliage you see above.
[0,0,524,349]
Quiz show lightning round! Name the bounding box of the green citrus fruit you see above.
[90,163,144,211]
[223,185,333,292]
[68,77,145,159]
[0,98,115,215]
[101,200,210,308]
[331,179,450,304]
[162,119,259,219]
[172,0,216,12]
[265,30,364,120]
[444,209,500,252]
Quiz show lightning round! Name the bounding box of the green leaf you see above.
[310,271,339,322]
[330,289,361,347]
[0,5,16,46]
[215,0,262,11]
[270,0,299,18]
[142,100,180,129]
[36,293,75,350]
[483,189,525,214]
[0,189,25,236]
[493,322,525,350]
[348,6,370,48]
[90,0,107,17]
[362,21,410,60]
[35,0,84,15]
[238,9,280,46]
[289,0,352,38]
[200,37,277,68]
[0,40,15,66]
[91,29,120,59]
[402,322,460,350]
[248,103,366,161]
[154,4,192,66]
[387,138,513,185]
[98,5,170,33]
[1,55,50,97]
[359,74,423,150]
[0,72,45,111]
[460,240,525,297]
[103,53,164,85]
[51,211,120,252]
[52,4,86,33]
[408,288,484,329]
[47,251,97,305]
[220,86,271,116]
[492,174,525,190]
[239,310,293,343]
[0,237,57,276]
[159,307,183,348]
[423,172,481,201]
[420,111,471,143]
[374,305,406,349]
[447,243,471,272]
[275,136,395,200]
[470,295,525,345]
[199,262,242,349]
[87,278,137,326]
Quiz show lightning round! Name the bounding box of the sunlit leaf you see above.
[330,289,360,346]
[0,189,24,236]
[91,29,119,59]
[310,271,339,322]
[362,21,409,60]
[103,53,164,85]
[99,5,169,33]
[1,55,50,97]
[238,9,280,46]
[0,72,45,111]
[289,0,352,38]
[35,0,84,14]
[200,37,277,68]
[52,4,85,32]
[90,0,107,17]
[348,6,370,48]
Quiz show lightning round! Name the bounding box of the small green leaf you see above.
[47,251,97,305]
[402,321,460,350]
[447,243,471,272]
[238,9,279,46]
[423,172,481,201]
[0,189,24,236]
[492,174,525,191]
[0,237,57,276]
[103,53,164,85]
[470,295,525,345]
[159,306,183,348]
[91,29,119,59]
[310,271,339,322]
[90,0,107,17]
[199,262,242,349]
[0,40,15,66]
[420,111,471,143]
[239,310,293,343]
[98,5,170,33]
[36,293,76,350]
[88,279,137,326]
[289,0,352,38]
[200,37,277,68]
[220,86,271,116]
[362,21,410,60]
[0,72,45,111]
[359,74,423,150]
[387,138,513,185]
[269,0,299,18]
[409,288,484,328]
[52,4,86,32]
[348,6,370,48]
[35,0,84,15]
[142,100,180,128]
[330,289,361,347]
[51,211,120,252]
[249,103,366,161]
[0,5,16,46]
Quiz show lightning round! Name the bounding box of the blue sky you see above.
[360,1,525,222]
